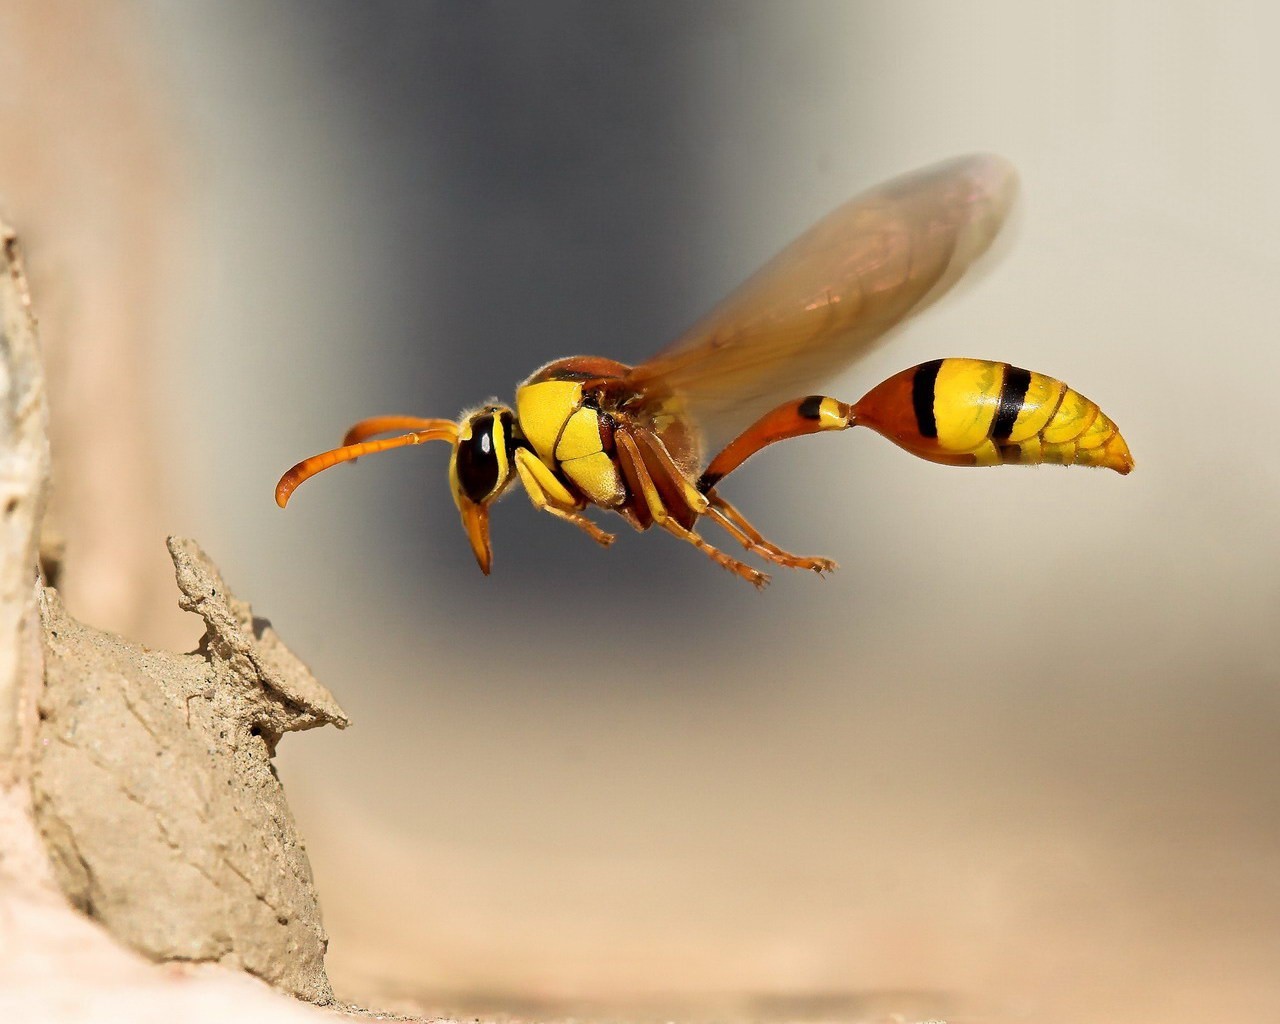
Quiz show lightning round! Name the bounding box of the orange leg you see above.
[615,429,769,589]
[630,428,831,572]
[691,395,852,575]
[698,395,855,491]
[542,506,616,547]
[702,492,836,575]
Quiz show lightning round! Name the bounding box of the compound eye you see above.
[455,414,500,503]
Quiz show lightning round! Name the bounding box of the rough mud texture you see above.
[0,222,48,783]
[31,537,349,1002]
[0,214,450,1022]
[0,214,444,1023]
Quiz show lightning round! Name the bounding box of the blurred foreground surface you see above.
[2,3,1277,1023]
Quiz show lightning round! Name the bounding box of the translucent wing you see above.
[629,154,1019,436]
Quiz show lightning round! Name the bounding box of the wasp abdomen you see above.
[854,358,1133,473]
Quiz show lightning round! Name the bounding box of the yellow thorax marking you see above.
[556,407,605,461]
[516,379,583,464]
[560,451,625,507]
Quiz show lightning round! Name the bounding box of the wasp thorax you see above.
[452,406,516,505]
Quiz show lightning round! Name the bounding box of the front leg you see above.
[513,448,616,548]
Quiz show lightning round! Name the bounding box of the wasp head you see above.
[448,405,518,574]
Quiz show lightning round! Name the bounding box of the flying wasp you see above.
[276,155,1133,588]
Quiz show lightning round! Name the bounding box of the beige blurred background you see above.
[3,2,1278,1022]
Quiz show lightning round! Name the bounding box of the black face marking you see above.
[992,364,1032,441]
[798,395,826,420]
[455,413,500,502]
[912,359,944,439]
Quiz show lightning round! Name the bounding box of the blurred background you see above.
[3,2,1278,1022]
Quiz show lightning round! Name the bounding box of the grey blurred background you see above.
[3,2,1278,1021]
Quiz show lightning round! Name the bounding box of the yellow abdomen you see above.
[853,358,1134,473]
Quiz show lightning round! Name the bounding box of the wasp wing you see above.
[629,154,1019,437]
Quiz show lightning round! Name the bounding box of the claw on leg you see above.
[704,492,837,575]
[546,506,616,548]
[661,516,771,589]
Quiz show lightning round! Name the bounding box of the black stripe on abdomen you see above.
[912,359,944,439]
[992,364,1031,441]
[798,395,825,420]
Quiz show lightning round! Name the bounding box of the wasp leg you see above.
[631,430,710,528]
[513,448,616,548]
[697,395,855,492]
[615,430,769,589]
[702,492,837,575]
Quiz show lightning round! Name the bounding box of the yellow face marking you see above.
[934,358,1002,451]
[514,446,579,508]
[562,451,625,507]
[491,411,511,488]
[555,407,605,461]
[1042,387,1098,444]
[515,380,582,463]
[1008,373,1066,442]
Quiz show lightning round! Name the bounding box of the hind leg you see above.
[614,429,769,589]
[692,395,851,574]
[703,492,836,575]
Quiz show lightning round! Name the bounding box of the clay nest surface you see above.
[2,216,371,1020]
[32,536,349,1002]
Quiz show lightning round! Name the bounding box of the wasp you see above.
[276,155,1132,588]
